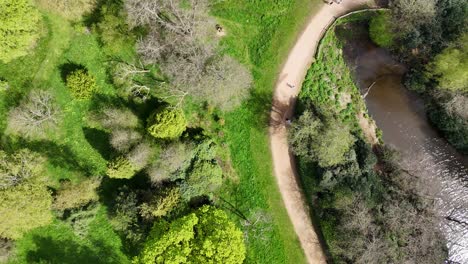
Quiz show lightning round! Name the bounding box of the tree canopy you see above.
[0,0,41,63]
[147,107,187,140]
[0,150,52,239]
[369,12,394,48]
[288,111,355,167]
[428,33,468,92]
[135,205,245,264]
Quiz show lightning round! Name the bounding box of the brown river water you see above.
[339,24,468,263]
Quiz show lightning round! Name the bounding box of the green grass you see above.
[212,1,322,263]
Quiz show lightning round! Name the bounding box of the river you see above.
[339,23,468,263]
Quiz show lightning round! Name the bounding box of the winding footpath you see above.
[268,1,375,263]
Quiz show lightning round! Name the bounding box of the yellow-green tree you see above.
[107,156,138,179]
[66,69,97,99]
[135,205,245,264]
[139,188,180,219]
[0,0,41,63]
[0,150,53,239]
[53,177,101,211]
[428,33,468,92]
[147,107,186,140]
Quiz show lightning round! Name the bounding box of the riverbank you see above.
[268,1,377,263]
[339,17,468,263]
[290,11,448,263]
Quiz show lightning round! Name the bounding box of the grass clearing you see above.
[212,1,322,263]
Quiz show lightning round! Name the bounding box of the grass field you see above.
[212,1,322,263]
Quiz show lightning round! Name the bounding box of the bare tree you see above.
[162,39,216,87]
[240,210,272,243]
[7,90,60,139]
[146,141,194,184]
[110,129,143,152]
[198,55,253,110]
[125,0,253,111]
[0,149,43,189]
[390,0,437,34]
[127,142,152,169]
[95,108,140,130]
[443,93,468,120]
[113,61,150,86]
[125,0,211,36]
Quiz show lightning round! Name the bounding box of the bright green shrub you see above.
[107,156,138,179]
[0,0,41,63]
[147,108,187,140]
[369,12,394,48]
[66,69,97,99]
[135,205,245,264]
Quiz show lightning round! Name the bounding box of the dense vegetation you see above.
[369,0,468,153]
[290,14,447,263]
[0,0,322,263]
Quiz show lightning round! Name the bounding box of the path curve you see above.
[269,1,375,263]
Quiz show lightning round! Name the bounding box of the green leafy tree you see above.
[180,160,222,200]
[53,177,101,211]
[369,12,394,48]
[0,0,41,63]
[288,111,355,167]
[147,107,187,140]
[66,69,97,99]
[135,205,245,264]
[0,180,53,239]
[139,188,180,219]
[0,150,52,239]
[428,33,468,92]
[107,156,138,179]
[96,2,134,55]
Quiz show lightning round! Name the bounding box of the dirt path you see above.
[269,1,375,263]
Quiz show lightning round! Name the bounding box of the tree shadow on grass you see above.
[3,136,99,176]
[26,236,101,264]
[83,127,112,161]
[26,235,125,264]
[59,62,86,82]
